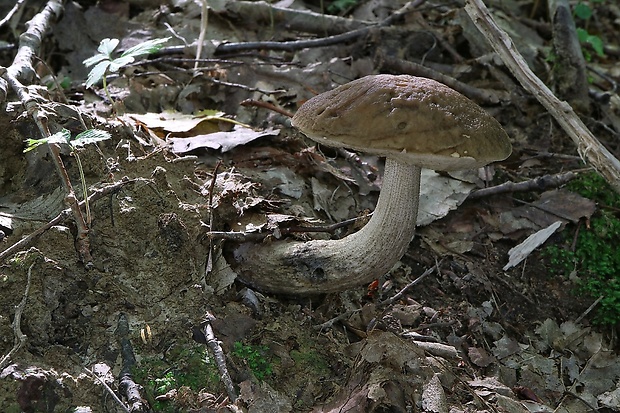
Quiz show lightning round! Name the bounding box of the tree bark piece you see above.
[464,0,620,195]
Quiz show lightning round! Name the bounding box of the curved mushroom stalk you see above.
[227,158,422,295]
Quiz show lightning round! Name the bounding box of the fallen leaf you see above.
[468,346,496,367]
[169,127,280,153]
[127,110,243,133]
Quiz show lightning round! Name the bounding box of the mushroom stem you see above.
[229,158,422,294]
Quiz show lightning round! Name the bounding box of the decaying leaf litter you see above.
[0,0,619,411]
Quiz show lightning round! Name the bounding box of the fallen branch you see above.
[214,1,422,55]
[376,262,440,309]
[0,0,63,101]
[0,258,36,371]
[0,0,95,264]
[116,313,149,412]
[467,171,579,200]
[0,0,28,29]
[464,0,620,195]
[202,311,238,402]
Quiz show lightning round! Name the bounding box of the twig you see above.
[0,0,63,101]
[116,313,149,412]
[214,1,421,55]
[205,214,371,242]
[202,312,238,402]
[315,262,438,331]
[240,99,294,118]
[0,0,28,29]
[205,161,222,278]
[215,26,372,54]
[83,367,131,413]
[574,295,603,324]
[465,0,620,195]
[0,259,36,371]
[194,0,208,71]
[377,261,441,309]
[467,171,578,200]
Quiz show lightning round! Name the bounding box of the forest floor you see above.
[1,0,620,412]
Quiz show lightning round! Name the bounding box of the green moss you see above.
[232,341,273,381]
[566,172,620,208]
[542,172,620,325]
[289,349,330,376]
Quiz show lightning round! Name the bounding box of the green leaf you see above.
[574,2,592,20]
[83,53,109,68]
[587,34,605,56]
[120,37,170,59]
[23,138,48,152]
[97,38,120,57]
[84,37,170,88]
[576,27,588,42]
[85,60,111,88]
[25,129,72,152]
[576,28,605,58]
[49,129,72,144]
[71,129,112,147]
[108,55,136,73]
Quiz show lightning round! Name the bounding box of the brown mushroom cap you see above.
[291,74,512,171]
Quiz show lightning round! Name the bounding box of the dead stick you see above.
[467,171,578,200]
[377,261,440,309]
[0,259,35,371]
[464,0,620,195]
[0,0,63,101]
[83,367,131,413]
[116,313,149,412]
[205,213,370,242]
[202,311,238,402]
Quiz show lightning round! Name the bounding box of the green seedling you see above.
[132,346,221,412]
[24,128,111,225]
[573,1,605,60]
[83,37,170,103]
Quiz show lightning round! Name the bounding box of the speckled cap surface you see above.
[291,74,512,171]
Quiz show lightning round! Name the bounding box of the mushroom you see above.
[228,74,511,295]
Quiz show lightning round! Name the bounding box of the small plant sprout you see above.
[83,37,170,102]
[573,1,605,59]
[24,128,112,225]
